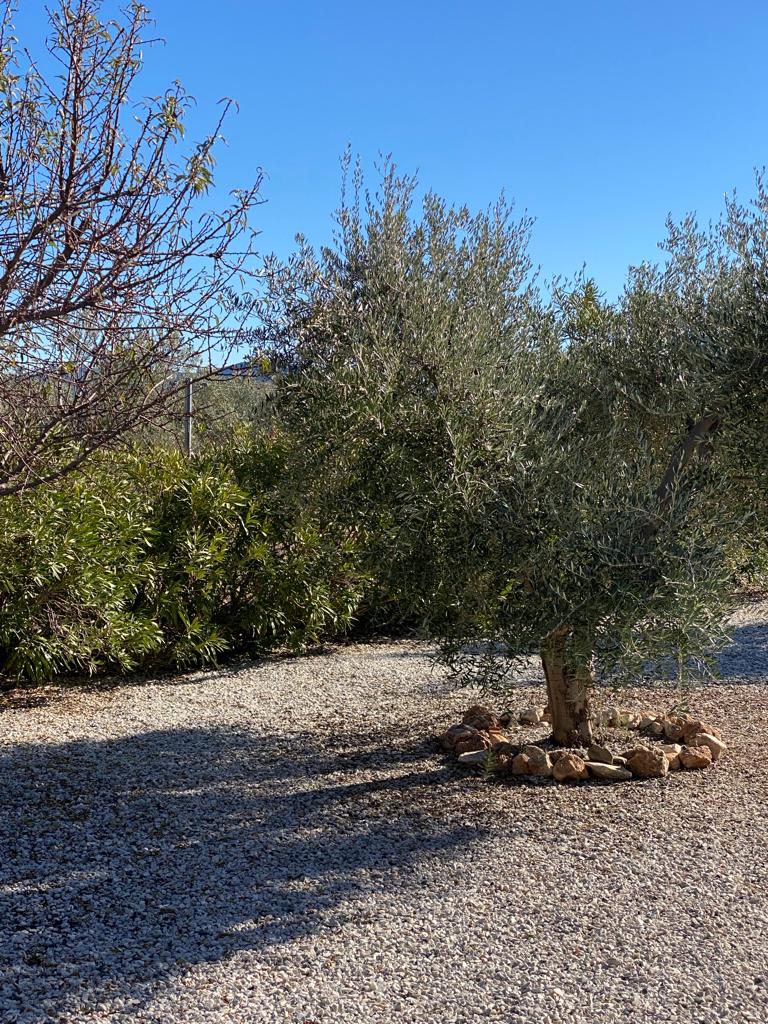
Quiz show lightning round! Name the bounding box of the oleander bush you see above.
[0,433,365,682]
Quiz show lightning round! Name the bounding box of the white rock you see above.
[587,744,614,765]
[457,749,491,765]
[586,762,632,781]
[518,707,542,725]
[692,732,727,761]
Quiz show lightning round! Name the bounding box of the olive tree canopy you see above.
[263,159,767,745]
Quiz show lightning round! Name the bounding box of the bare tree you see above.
[0,0,262,493]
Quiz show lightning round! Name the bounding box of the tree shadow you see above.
[0,725,482,1018]
[717,621,768,681]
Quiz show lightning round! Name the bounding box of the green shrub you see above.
[134,437,365,667]
[0,435,366,682]
[0,472,161,681]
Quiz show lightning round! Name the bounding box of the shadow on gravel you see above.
[0,726,482,1018]
[717,621,768,681]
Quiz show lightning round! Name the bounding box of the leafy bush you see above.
[0,470,161,681]
[0,435,365,682]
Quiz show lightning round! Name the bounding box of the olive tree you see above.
[262,159,766,745]
[0,0,262,493]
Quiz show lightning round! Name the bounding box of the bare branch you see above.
[0,0,263,491]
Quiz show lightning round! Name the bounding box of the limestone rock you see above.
[605,706,621,726]
[518,707,542,726]
[680,744,713,770]
[692,732,727,762]
[625,746,669,779]
[661,743,683,770]
[587,744,614,765]
[461,704,498,732]
[457,749,491,766]
[521,744,552,776]
[552,753,589,783]
[586,761,632,782]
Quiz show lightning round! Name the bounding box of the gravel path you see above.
[2,602,768,1023]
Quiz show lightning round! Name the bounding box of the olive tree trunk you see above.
[541,627,594,746]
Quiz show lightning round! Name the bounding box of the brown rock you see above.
[550,748,586,764]
[663,721,684,743]
[439,724,477,751]
[521,744,552,777]
[461,704,499,732]
[454,730,490,756]
[492,741,518,757]
[680,744,713,770]
[511,753,531,775]
[647,721,665,738]
[692,732,727,762]
[680,720,723,745]
[487,730,511,749]
[625,746,669,779]
[552,753,589,783]
[680,720,704,744]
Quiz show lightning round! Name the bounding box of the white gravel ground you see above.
[2,601,768,1024]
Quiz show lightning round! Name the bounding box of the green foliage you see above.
[140,376,275,452]
[0,436,365,682]
[263,155,546,632]
[2,154,766,700]
[0,472,161,681]
[262,158,765,699]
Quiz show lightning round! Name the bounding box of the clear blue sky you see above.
[14,0,768,298]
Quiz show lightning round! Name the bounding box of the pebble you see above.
[0,602,766,1022]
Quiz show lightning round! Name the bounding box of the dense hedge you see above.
[0,434,366,682]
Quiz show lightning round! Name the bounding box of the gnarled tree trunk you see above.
[538,413,721,747]
[541,627,593,746]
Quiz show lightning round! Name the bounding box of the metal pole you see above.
[183,379,193,455]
